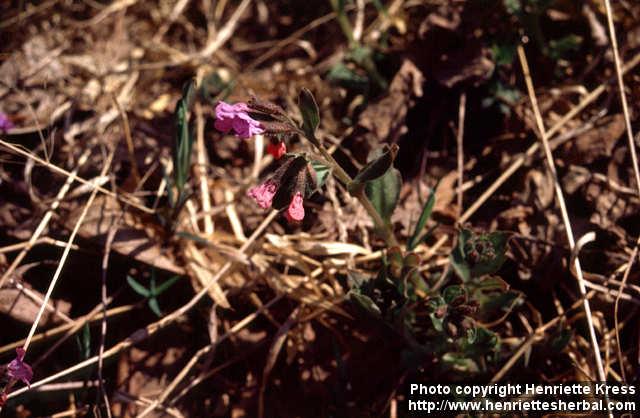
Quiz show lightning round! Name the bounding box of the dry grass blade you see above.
[23,148,115,352]
[0,139,154,214]
[8,211,278,400]
[517,45,607,385]
[602,0,640,385]
[459,52,640,224]
[258,307,299,418]
[135,295,284,418]
[456,91,466,220]
[0,148,92,290]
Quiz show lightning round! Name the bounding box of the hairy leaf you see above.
[298,88,320,144]
[407,181,438,251]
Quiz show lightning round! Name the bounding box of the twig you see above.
[258,307,299,418]
[9,278,73,324]
[135,295,284,418]
[353,0,365,42]
[0,148,92,290]
[8,211,278,400]
[602,0,640,385]
[517,45,607,386]
[491,290,597,382]
[97,203,121,418]
[456,91,466,220]
[0,139,154,214]
[23,148,115,352]
[613,238,638,382]
[603,0,640,194]
[112,94,141,186]
[459,52,640,224]
[0,305,134,357]
[169,343,265,405]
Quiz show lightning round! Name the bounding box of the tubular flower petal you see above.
[7,348,33,387]
[214,101,264,138]
[247,180,278,209]
[266,142,287,159]
[285,192,304,222]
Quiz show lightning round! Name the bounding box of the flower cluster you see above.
[246,155,316,223]
[214,99,313,222]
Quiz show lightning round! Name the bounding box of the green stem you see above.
[312,135,398,247]
[282,112,398,246]
[329,0,355,46]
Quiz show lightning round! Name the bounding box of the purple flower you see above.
[0,112,14,133]
[7,348,33,387]
[247,180,278,209]
[214,101,264,138]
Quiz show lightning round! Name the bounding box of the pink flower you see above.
[0,112,14,133]
[267,141,286,159]
[7,348,33,387]
[285,192,304,222]
[247,180,278,209]
[214,101,264,138]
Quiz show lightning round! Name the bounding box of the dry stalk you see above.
[517,45,607,387]
[459,52,640,224]
[23,148,115,352]
[0,139,154,214]
[602,0,640,384]
[0,148,92,289]
[8,210,278,400]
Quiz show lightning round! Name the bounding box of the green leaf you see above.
[310,160,331,189]
[327,62,369,91]
[469,231,510,278]
[462,327,499,357]
[550,327,573,352]
[298,88,320,143]
[80,323,91,360]
[474,276,510,293]
[349,291,382,317]
[479,290,521,314]
[442,353,480,373]
[407,182,438,251]
[148,297,162,317]
[127,276,150,298]
[174,79,196,193]
[443,285,467,306]
[199,72,229,104]
[503,0,521,14]
[154,275,180,296]
[548,34,582,60]
[351,144,398,186]
[450,231,471,282]
[365,166,401,225]
[491,42,517,66]
[347,270,369,289]
[450,229,511,280]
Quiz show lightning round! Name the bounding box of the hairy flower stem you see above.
[309,137,399,247]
